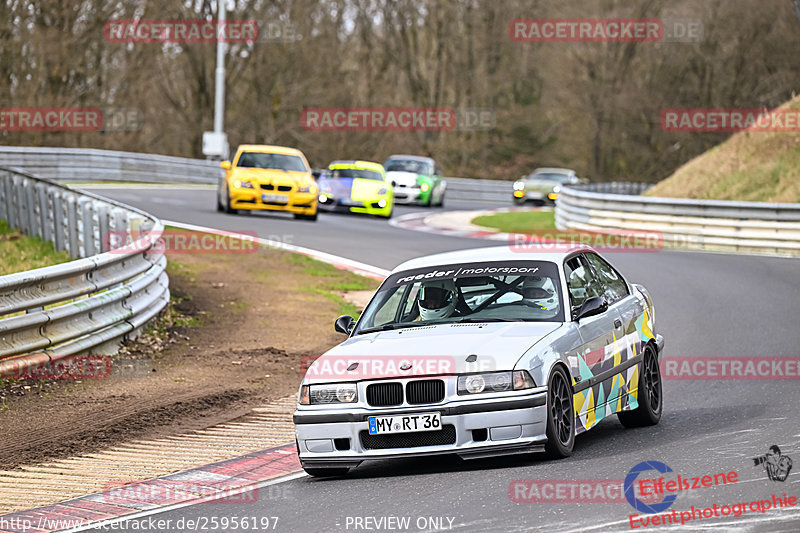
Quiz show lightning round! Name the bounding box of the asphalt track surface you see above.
[75,186,800,533]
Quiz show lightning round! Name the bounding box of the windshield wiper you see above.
[358,323,428,334]
[452,317,519,324]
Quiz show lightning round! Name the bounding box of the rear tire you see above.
[544,366,575,459]
[303,467,349,477]
[618,343,662,427]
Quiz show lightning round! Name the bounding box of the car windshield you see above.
[384,159,433,175]
[528,173,569,182]
[330,168,383,180]
[236,152,308,172]
[356,261,564,334]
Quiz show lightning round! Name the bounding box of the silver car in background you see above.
[293,246,664,476]
[513,167,584,205]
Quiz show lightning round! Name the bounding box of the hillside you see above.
[646,97,800,203]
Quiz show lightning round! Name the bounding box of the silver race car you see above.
[294,246,664,476]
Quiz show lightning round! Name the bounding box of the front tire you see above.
[544,366,575,459]
[294,212,318,221]
[223,186,235,214]
[303,467,349,477]
[618,343,662,427]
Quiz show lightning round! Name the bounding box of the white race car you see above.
[294,246,664,476]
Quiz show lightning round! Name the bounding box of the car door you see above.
[583,252,641,415]
[563,254,618,434]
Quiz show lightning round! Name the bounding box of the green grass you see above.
[283,253,379,318]
[0,219,71,276]
[471,210,556,234]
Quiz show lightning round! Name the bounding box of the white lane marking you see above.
[59,471,308,532]
[163,220,390,279]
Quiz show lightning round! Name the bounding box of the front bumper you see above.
[294,391,548,468]
[393,186,429,205]
[318,196,392,217]
[230,188,317,215]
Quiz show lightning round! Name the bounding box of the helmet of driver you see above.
[522,275,555,304]
[418,279,457,321]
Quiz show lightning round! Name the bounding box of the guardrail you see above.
[0,166,169,369]
[0,146,515,203]
[0,146,220,184]
[556,184,800,254]
[443,177,515,204]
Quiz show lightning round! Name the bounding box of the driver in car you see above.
[418,279,459,321]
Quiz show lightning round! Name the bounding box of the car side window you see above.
[564,256,603,309]
[584,253,629,304]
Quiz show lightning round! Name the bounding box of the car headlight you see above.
[233,180,254,189]
[420,182,430,193]
[513,181,526,191]
[298,185,315,193]
[378,188,387,195]
[319,194,329,203]
[457,371,535,395]
[298,384,358,405]
[552,185,561,193]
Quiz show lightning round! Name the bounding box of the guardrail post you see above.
[26,181,39,238]
[98,204,110,252]
[52,192,66,252]
[66,195,80,258]
[15,176,27,233]
[2,173,15,228]
[81,199,95,257]
[37,183,50,241]
[0,171,6,222]
[111,209,128,251]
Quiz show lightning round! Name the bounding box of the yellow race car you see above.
[317,160,394,218]
[217,144,318,221]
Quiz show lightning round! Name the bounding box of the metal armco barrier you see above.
[0,166,169,367]
[0,146,514,202]
[0,146,220,184]
[556,184,800,254]
[443,177,515,203]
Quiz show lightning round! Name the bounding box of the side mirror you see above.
[220,161,231,170]
[574,296,607,321]
[334,315,355,335]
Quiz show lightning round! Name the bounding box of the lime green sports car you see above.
[317,160,394,218]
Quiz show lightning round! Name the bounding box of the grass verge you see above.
[280,253,379,318]
[646,95,800,203]
[0,219,71,276]
[471,210,556,233]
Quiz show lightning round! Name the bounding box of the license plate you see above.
[526,191,543,199]
[262,194,288,203]
[341,198,361,206]
[368,412,441,435]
